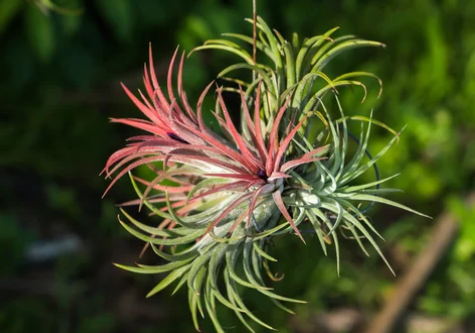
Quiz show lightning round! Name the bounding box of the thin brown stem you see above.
[364,192,475,333]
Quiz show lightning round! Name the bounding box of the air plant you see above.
[102,16,429,333]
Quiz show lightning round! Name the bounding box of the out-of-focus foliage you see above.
[0,0,474,332]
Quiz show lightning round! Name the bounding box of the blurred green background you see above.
[1,0,474,332]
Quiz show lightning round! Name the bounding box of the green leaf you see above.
[296,27,340,79]
[193,266,207,317]
[114,259,191,274]
[282,41,296,87]
[322,202,395,275]
[190,44,254,65]
[335,115,399,139]
[119,208,172,237]
[223,32,275,61]
[204,291,226,333]
[336,198,384,240]
[150,242,198,262]
[339,173,401,193]
[252,242,277,262]
[225,241,271,291]
[292,72,336,109]
[187,250,213,294]
[313,208,340,275]
[306,210,328,256]
[334,71,383,98]
[312,39,385,72]
[224,269,277,331]
[146,265,190,297]
[217,63,276,97]
[245,17,283,74]
[188,267,207,331]
[344,126,405,183]
[348,194,431,218]
[226,282,257,333]
[242,239,307,304]
[172,271,189,295]
[207,244,246,313]
[119,219,205,246]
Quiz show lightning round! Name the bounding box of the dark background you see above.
[1,0,474,332]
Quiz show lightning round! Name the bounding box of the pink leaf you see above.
[204,173,260,182]
[143,63,155,101]
[120,83,162,126]
[167,47,180,113]
[266,172,292,181]
[272,191,306,244]
[178,52,197,122]
[273,114,311,173]
[280,156,325,173]
[217,88,261,172]
[102,155,167,198]
[265,96,292,175]
[149,44,170,111]
[185,125,255,172]
[197,81,215,133]
[110,118,168,136]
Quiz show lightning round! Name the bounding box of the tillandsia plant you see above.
[101,15,429,333]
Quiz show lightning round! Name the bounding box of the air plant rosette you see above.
[101,16,429,332]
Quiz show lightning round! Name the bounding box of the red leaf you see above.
[120,83,162,126]
[167,47,180,113]
[204,173,260,182]
[102,155,167,198]
[273,114,311,173]
[267,96,292,156]
[266,172,291,181]
[143,63,155,102]
[101,146,138,177]
[280,157,325,173]
[272,191,306,244]
[196,81,215,133]
[163,149,248,174]
[149,44,170,111]
[217,88,261,172]
[110,118,168,136]
[265,96,292,175]
[178,52,197,122]
[185,125,255,172]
